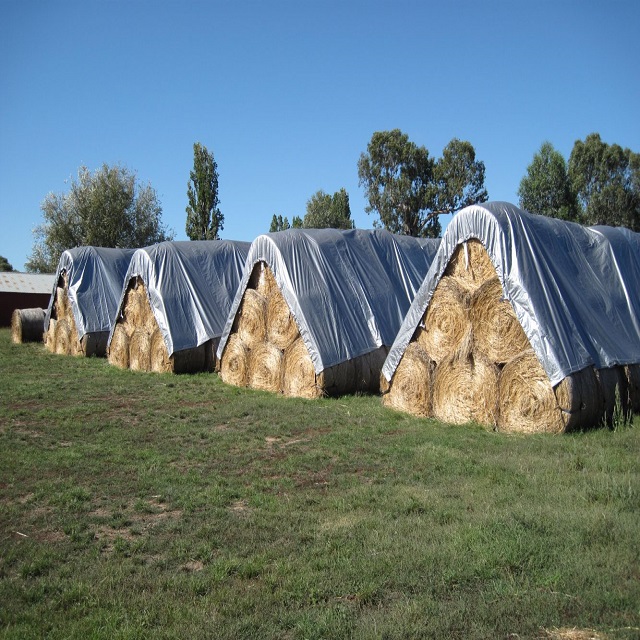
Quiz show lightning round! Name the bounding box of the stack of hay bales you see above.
[218,229,440,398]
[382,202,640,433]
[107,240,250,374]
[43,247,135,357]
[11,308,46,344]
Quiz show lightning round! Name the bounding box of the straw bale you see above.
[554,366,603,431]
[416,276,471,363]
[248,341,284,392]
[282,337,322,398]
[55,285,70,319]
[108,324,130,369]
[382,342,434,417]
[624,364,640,414]
[204,337,221,372]
[267,289,299,350]
[354,346,389,393]
[81,332,109,357]
[470,277,530,364]
[150,328,172,373]
[498,350,561,433]
[318,358,357,396]
[249,261,278,299]
[596,367,630,427]
[172,344,206,374]
[11,308,46,343]
[54,319,72,355]
[129,329,152,372]
[219,334,249,387]
[444,239,495,292]
[44,318,57,352]
[236,289,267,349]
[433,351,499,426]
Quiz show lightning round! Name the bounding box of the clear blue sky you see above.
[1,0,639,271]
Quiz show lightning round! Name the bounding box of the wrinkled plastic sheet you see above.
[383,202,640,386]
[108,240,250,356]
[217,228,440,373]
[45,246,135,339]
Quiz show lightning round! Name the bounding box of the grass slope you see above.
[0,329,638,639]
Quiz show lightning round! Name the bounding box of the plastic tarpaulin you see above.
[45,246,135,339]
[109,240,250,356]
[217,228,440,373]
[383,201,640,386]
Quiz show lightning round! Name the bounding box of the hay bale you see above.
[248,341,283,392]
[266,289,299,350]
[204,337,221,372]
[150,328,172,373]
[283,337,322,398]
[172,344,206,374]
[596,367,630,428]
[554,366,604,431]
[444,239,495,291]
[624,364,640,414]
[81,332,109,358]
[433,351,499,426]
[498,350,560,433]
[129,329,152,372]
[354,347,388,393]
[382,342,434,417]
[11,308,46,343]
[318,358,357,396]
[470,277,530,364]
[236,288,267,350]
[54,319,72,355]
[416,276,471,363]
[249,262,278,298]
[55,285,70,319]
[219,334,249,387]
[108,324,130,369]
[44,318,57,352]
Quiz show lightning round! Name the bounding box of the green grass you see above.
[0,328,638,639]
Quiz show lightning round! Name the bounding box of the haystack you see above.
[382,202,640,433]
[218,229,439,398]
[11,308,46,343]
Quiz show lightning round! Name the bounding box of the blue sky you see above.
[1,0,639,271]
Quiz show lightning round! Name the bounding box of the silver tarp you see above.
[108,240,250,356]
[217,228,440,373]
[383,201,640,386]
[45,246,135,339]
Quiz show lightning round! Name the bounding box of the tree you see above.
[0,255,14,272]
[568,133,640,230]
[186,142,223,240]
[26,164,173,273]
[303,188,354,229]
[270,214,291,232]
[357,130,487,237]
[518,141,579,220]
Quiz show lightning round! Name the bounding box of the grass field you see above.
[1,328,639,639]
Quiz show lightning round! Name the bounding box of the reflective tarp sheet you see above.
[109,240,250,356]
[45,247,135,339]
[217,228,440,373]
[383,202,640,386]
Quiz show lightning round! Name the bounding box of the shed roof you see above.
[0,272,55,294]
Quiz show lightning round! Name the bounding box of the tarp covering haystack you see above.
[381,201,640,433]
[44,247,135,357]
[217,228,440,397]
[107,240,250,373]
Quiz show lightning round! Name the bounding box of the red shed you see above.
[0,272,56,327]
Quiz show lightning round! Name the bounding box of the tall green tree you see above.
[518,141,578,220]
[568,133,640,230]
[357,130,487,237]
[303,188,354,229]
[26,164,173,273]
[0,256,14,272]
[186,142,223,240]
[270,214,291,232]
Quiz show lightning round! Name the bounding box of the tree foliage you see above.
[0,255,14,272]
[518,142,578,220]
[357,129,487,237]
[303,188,354,229]
[26,164,173,273]
[186,142,223,240]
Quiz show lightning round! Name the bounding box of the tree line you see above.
[22,133,639,273]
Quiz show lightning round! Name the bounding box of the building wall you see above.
[0,292,51,327]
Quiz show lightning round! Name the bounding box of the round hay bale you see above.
[129,329,152,372]
[416,276,471,363]
[108,323,130,369]
[498,349,567,434]
[354,347,389,393]
[70,330,85,357]
[624,364,640,414]
[249,262,278,299]
[382,342,434,417]
[44,318,57,352]
[470,277,530,364]
[433,351,499,426]
[266,290,299,350]
[54,319,72,355]
[172,344,206,374]
[596,367,630,428]
[204,337,221,373]
[219,334,249,387]
[236,289,267,350]
[81,332,109,358]
[55,286,70,319]
[444,239,496,292]
[11,308,46,343]
[554,366,603,431]
[283,337,321,398]
[318,358,357,397]
[248,341,283,393]
[149,329,172,373]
